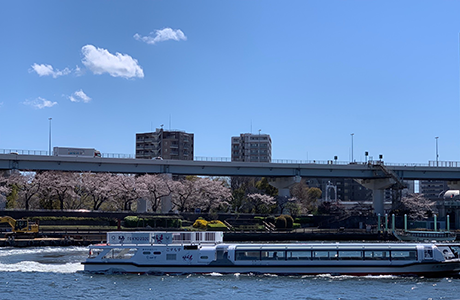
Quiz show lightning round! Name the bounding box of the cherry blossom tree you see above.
[193,177,231,212]
[136,174,172,212]
[78,173,116,210]
[7,172,40,210]
[36,171,77,210]
[0,172,12,208]
[170,177,232,213]
[245,193,276,214]
[391,193,437,220]
[171,178,197,212]
[109,174,138,211]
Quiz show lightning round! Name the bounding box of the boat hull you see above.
[394,231,457,242]
[82,231,460,277]
[83,261,460,277]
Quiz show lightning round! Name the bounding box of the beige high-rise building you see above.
[231,133,272,162]
[136,128,194,160]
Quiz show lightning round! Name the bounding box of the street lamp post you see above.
[435,136,439,166]
[48,118,52,156]
[351,133,354,162]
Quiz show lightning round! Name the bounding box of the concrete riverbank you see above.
[0,229,401,247]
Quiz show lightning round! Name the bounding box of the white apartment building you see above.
[231,133,272,162]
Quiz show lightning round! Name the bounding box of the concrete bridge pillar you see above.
[356,178,396,215]
[137,198,147,213]
[269,176,302,198]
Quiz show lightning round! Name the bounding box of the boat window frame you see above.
[235,250,261,261]
[312,250,338,260]
[102,247,137,260]
[364,250,390,260]
[286,250,312,260]
[338,250,363,260]
[390,250,417,261]
[261,250,286,261]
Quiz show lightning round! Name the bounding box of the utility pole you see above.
[48,118,52,156]
[351,133,354,162]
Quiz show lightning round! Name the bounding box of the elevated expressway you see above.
[1,153,460,214]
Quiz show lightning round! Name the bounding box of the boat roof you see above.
[106,231,224,245]
[233,243,430,250]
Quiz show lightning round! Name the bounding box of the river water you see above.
[0,246,459,300]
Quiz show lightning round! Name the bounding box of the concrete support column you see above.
[161,194,172,213]
[373,189,385,217]
[356,178,396,215]
[137,198,147,213]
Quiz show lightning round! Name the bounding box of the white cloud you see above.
[81,45,144,78]
[24,97,57,109]
[75,65,84,76]
[69,89,91,103]
[134,28,187,45]
[30,63,71,78]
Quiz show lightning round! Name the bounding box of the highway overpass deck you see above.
[1,153,460,181]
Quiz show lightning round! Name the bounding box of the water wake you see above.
[0,246,87,273]
[0,261,83,273]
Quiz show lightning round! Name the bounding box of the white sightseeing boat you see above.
[82,231,460,277]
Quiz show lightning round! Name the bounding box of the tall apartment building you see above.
[231,133,272,162]
[135,128,194,160]
[419,180,448,201]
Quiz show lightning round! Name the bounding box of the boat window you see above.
[424,248,433,260]
[261,251,285,260]
[205,232,217,242]
[235,250,260,261]
[88,248,104,259]
[175,232,192,243]
[391,250,417,260]
[287,251,311,260]
[102,248,137,260]
[143,251,151,255]
[154,251,161,255]
[184,245,198,250]
[338,251,363,260]
[313,251,338,260]
[200,256,209,259]
[166,254,177,260]
[364,250,390,260]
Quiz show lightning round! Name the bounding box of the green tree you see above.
[290,182,322,213]
[6,184,18,208]
[255,177,278,197]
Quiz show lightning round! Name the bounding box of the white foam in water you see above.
[0,261,84,273]
[0,246,88,257]
[0,246,87,273]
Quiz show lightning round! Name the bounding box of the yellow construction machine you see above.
[0,216,39,237]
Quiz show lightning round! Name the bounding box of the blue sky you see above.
[1,1,460,164]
